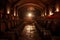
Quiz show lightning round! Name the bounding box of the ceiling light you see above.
[27,12,34,18]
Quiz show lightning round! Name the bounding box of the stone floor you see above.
[18,24,42,40]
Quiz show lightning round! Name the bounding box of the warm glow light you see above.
[28,13,32,17]
[7,9,10,14]
[7,10,10,14]
[14,13,16,16]
[25,12,34,22]
[49,10,53,16]
[7,6,10,14]
[56,6,59,12]
[55,4,59,12]
[48,9,53,16]
[27,12,34,18]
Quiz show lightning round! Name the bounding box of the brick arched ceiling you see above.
[0,0,60,8]
[0,0,60,11]
[17,3,44,10]
[8,0,55,5]
[14,0,45,9]
[7,0,60,10]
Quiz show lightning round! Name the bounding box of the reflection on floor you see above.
[0,21,60,40]
[18,24,41,40]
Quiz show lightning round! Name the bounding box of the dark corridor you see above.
[0,0,60,40]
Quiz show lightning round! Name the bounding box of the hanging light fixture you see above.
[14,8,16,16]
[55,4,59,12]
[7,6,10,14]
[14,13,16,16]
[49,8,54,16]
[7,9,10,14]
[55,2,60,12]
